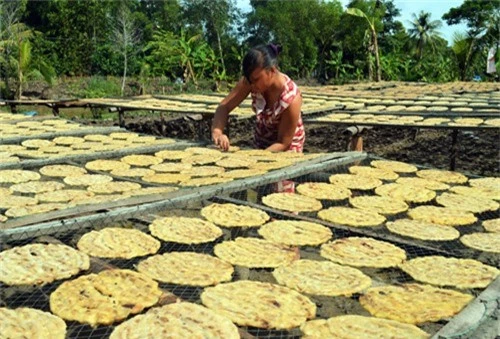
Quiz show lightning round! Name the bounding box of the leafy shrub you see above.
[79,77,121,98]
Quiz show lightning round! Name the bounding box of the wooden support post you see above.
[9,103,17,113]
[118,108,125,127]
[51,105,60,117]
[412,128,419,141]
[450,129,459,171]
[344,126,366,152]
[160,111,166,136]
[199,114,212,141]
[349,135,363,152]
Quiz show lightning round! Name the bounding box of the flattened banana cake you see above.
[214,237,297,268]
[50,269,162,327]
[0,307,66,339]
[0,244,89,285]
[201,280,316,329]
[301,315,428,339]
[258,220,332,246]
[110,302,239,339]
[149,216,223,244]
[137,252,234,286]
[272,259,372,296]
[201,203,270,227]
[77,227,160,259]
[360,283,473,324]
[320,237,406,268]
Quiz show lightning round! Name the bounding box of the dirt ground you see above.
[123,116,499,177]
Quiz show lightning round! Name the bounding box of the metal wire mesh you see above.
[216,156,500,268]
[1,154,498,338]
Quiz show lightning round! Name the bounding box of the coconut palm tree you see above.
[408,11,442,59]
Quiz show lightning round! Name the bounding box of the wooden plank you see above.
[432,276,500,339]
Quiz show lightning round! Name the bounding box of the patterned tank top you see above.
[251,73,305,152]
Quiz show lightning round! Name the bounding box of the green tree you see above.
[182,0,241,80]
[346,7,382,81]
[313,0,344,82]
[139,0,182,34]
[451,32,475,81]
[1,22,54,99]
[1,0,54,99]
[325,50,354,82]
[0,0,27,97]
[443,0,499,79]
[144,30,179,77]
[407,11,442,59]
[145,29,212,86]
[245,0,329,78]
[24,0,113,75]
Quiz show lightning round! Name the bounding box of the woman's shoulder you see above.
[281,73,299,99]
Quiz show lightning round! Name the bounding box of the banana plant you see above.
[175,30,214,87]
[205,47,227,91]
[346,7,381,82]
[380,54,401,80]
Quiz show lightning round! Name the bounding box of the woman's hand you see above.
[212,131,230,151]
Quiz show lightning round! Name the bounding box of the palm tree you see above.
[4,24,54,99]
[451,32,473,81]
[408,11,442,59]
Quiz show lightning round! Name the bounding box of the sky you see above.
[236,0,469,45]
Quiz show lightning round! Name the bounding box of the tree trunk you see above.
[17,72,22,100]
[367,52,373,81]
[215,28,226,76]
[187,61,198,86]
[121,52,127,96]
[462,39,476,81]
[17,43,22,100]
[372,29,381,82]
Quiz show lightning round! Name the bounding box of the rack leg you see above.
[349,135,363,151]
[450,129,459,171]
[52,106,60,117]
[118,108,125,127]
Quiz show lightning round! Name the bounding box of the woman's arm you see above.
[212,77,251,150]
[266,94,302,152]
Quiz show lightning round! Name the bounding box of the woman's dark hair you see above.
[242,44,282,82]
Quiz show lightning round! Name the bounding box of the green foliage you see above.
[443,0,500,37]
[3,0,496,89]
[407,11,443,59]
[379,53,401,80]
[325,50,354,82]
[145,29,216,87]
[78,77,121,98]
[246,0,339,78]
[346,1,383,81]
